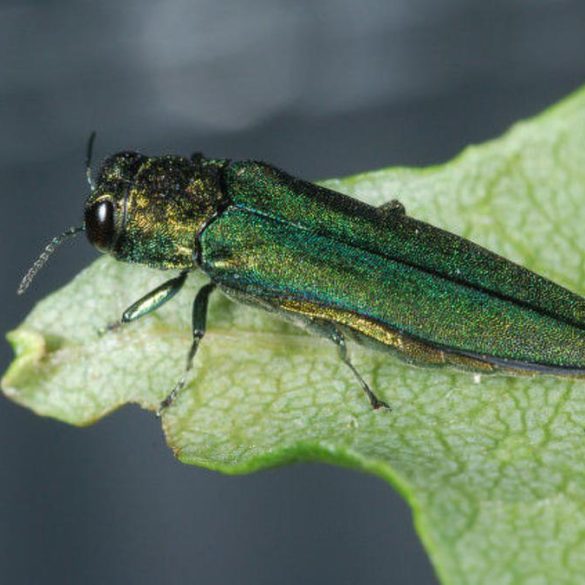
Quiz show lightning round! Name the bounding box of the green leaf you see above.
[4,86,585,584]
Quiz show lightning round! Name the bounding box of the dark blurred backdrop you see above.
[2,1,585,584]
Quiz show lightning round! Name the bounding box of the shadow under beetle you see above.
[19,135,585,414]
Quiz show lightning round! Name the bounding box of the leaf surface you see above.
[5,86,585,584]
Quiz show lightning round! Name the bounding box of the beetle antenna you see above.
[17,226,85,295]
[86,131,97,191]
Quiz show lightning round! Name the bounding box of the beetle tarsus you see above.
[97,320,122,337]
[156,379,185,417]
[369,393,391,411]
[378,199,406,217]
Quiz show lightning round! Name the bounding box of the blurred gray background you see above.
[1,1,585,583]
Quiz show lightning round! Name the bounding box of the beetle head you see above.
[18,142,226,294]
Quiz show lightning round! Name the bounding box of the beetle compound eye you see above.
[85,200,115,252]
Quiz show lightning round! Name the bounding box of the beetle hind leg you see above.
[327,325,390,411]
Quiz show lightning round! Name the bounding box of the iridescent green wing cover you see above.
[198,161,585,372]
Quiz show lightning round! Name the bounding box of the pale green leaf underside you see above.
[4,87,585,585]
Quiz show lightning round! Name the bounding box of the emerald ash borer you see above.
[19,135,585,414]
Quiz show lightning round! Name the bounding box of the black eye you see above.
[85,200,115,252]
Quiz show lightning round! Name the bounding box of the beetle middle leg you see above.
[328,326,390,410]
[157,282,217,416]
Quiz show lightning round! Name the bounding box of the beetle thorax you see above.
[84,153,227,270]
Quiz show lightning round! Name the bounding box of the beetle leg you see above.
[122,272,189,323]
[157,282,217,416]
[100,272,189,334]
[330,327,391,411]
[378,199,406,217]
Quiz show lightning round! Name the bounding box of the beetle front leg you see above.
[101,271,189,334]
[157,282,217,416]
[122,272,189,323]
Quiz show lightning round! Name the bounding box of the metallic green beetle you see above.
[19,143,585,413]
